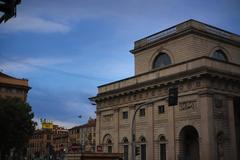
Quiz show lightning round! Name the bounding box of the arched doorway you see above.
[179,126,200,160]
[103,134,113,153]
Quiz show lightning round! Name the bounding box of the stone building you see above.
[53,131,68,158]
[0,71,30,102]
[68,118,96,153]
[90,20,240,160]
[27,124,68,159]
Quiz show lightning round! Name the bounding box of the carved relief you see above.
[179,101,196,111]
[103,114,113,122]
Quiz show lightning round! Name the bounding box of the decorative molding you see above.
[179,101,197,111]
[102,114,113,122]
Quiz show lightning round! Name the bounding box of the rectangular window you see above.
[123,145,128,160]
[141,144,146,160]
[158,105,165,114]
[122,111,128,119]
[108,146,112,153]
[139,108,145,117]
[160,144,166,160]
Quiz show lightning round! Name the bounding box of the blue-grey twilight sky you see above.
[0,0,239,128]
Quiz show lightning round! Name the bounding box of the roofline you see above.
[0,71,29,81]
[133,19,240,46]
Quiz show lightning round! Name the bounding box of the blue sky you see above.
[0,0,239,128]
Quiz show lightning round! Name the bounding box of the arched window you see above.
[159,135,167,160]
[122,137,129,160]
[152,53,172,69]
[211,50,228,61]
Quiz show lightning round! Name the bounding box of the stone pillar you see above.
[227,97,237,160]
[113,107,119,153]
[167,105,176,160]
[96,111,101,149]
[199,93,215,160]
[146,103,154,160]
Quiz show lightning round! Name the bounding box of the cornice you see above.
[92,68,240,101]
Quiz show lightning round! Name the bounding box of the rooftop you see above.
[0,71,30,89]
[131,19,240,54]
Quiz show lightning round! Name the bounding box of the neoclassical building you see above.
[90,20,240,160]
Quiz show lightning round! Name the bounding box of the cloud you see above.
[0,56,71,73]
[0,16,70,33]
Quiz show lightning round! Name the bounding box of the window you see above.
[122,137,129,160]
[122,111,128,119]
[124,145,129,160]
[160,144,166,160]
[158,105,165,114]
[140,137,147,160]
[159,135,167,160]
[211,50,228,61]
[139,108,145,117]
[108,146,112,153]
[153,53,172,69]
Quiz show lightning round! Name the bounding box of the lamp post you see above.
[131,99,159,160]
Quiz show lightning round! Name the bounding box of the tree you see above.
[0,98,36,160]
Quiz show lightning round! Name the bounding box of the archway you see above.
[179,126,200,160]
[103,134,112,153]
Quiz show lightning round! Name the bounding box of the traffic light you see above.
[0,0,21,23]
[168,87,178,106]
[135,146,140,156]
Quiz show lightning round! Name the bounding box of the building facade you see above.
[0,72,30,102]
[27,124,68,159]
[91,20,240,160]
[68,118,96,153]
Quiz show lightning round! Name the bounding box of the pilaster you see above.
[199,93,215,160]
[227,96,237,160]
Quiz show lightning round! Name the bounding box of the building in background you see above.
[27,121,68,159]
[0,71,30,102]
[68,118,96,153]
[90,20,240,160]
[53,132,68,159]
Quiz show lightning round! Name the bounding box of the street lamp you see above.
[131,99,159,160]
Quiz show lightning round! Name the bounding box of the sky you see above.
[0,0,239,128]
